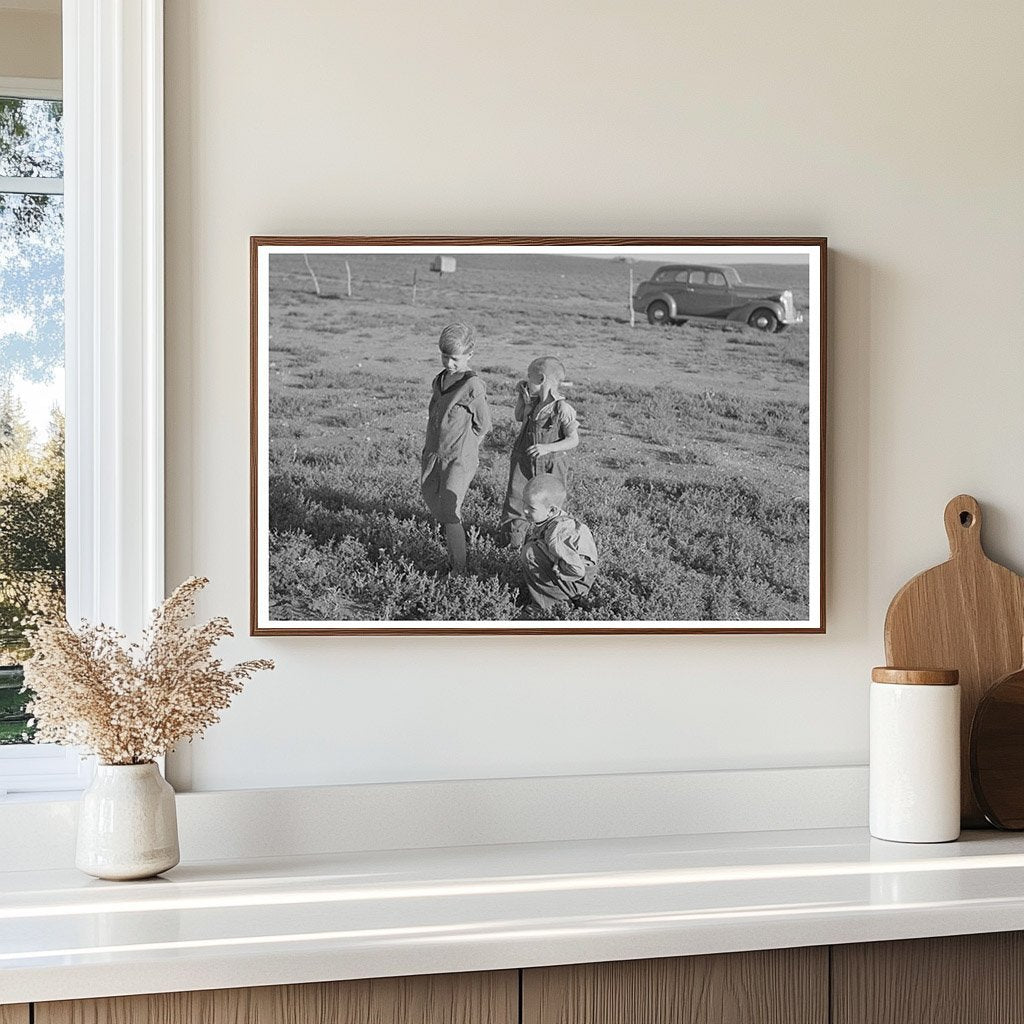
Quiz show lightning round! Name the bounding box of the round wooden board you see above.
[971,664,1024,829]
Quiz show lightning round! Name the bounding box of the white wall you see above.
[163,0,1024,792]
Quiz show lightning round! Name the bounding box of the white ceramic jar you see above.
[870,667,961,843]
[76,762,180,880]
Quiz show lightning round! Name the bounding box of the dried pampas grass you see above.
[23,577,274,765]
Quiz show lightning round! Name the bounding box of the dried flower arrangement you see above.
[23,577,273,765]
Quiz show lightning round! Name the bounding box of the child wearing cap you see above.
[519,474,598,612]
[420,322,492,573]
[501,355,580,548]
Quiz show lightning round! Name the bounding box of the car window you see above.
[688,270,706,285]
[672,270,689,282]
[653,268,674,282]
[706,271,726,286]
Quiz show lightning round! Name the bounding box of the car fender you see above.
[639,291,679,317]
[726,299,785,322]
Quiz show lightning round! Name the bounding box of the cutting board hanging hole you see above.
[944,494,983,555]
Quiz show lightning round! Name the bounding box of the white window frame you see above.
[0,77,64,194]
[0,0,165,797]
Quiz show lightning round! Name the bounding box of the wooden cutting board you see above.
[884,494,1024,827]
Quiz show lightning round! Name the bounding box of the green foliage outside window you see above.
[0,394,65,743]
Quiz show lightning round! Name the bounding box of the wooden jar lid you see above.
[871,667,960,686]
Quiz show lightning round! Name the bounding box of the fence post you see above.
[303,253,321,298]
[628,265,636,327]
[345,260,352,297]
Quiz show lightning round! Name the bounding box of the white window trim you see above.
[0,744,92,795]
[0,2,165,797]
[0,175,63,195]
[0,76,62,101]
[0,77,63,206]
[63,0,164,633]
[0,79,64,194]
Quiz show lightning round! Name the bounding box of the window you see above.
[688,270,706,285]
[706,271,726,287]
[0,87,64,750]
[0,4,167,798]
[0,81,86,796]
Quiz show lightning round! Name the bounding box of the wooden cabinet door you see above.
[523,948,828,1024]
[0,1007,30,1024]
[35,970,517,1024]
[832,932,1024,1024]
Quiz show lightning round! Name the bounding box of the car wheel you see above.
[647,301,671,326]
[748,308,779,332]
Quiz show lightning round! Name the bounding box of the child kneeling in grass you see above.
[520,474,598,612]
[420,322,492,574]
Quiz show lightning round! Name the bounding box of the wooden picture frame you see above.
[251,236,827,635]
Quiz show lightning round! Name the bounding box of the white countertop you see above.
[4,826,1024,1004]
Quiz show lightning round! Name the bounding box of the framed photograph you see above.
[251,236,826,635]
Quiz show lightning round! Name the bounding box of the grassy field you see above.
[266,252,812,623]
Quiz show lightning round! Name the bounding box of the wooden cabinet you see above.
[522,948,828,1024]
[34,971,517,1024]
[13,933,1024,1024]
[832,932,1024,1024]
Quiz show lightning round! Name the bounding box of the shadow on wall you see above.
[826,249,872,638]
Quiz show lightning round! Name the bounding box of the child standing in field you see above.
[520,474,598,612]
[501,356,580,548]
[420,323,492,574]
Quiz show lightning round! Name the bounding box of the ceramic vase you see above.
[76,762,180,880]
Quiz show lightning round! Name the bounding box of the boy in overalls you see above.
[501,356,579,548]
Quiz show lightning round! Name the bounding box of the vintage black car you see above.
[633,264,803,332]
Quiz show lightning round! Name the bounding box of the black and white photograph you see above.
[251,238,825,634]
